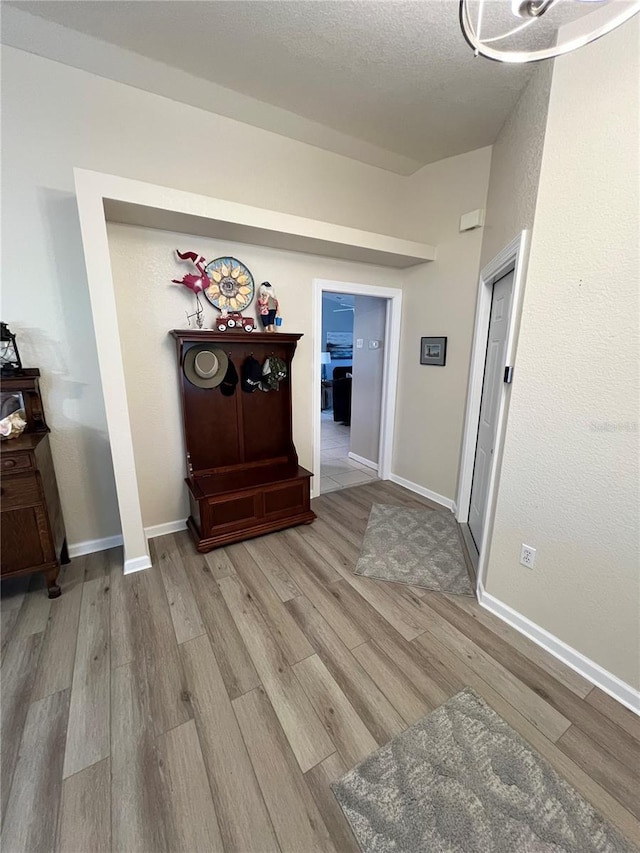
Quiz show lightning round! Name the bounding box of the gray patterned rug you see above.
[332,688,637,853]
[354,503,473,596]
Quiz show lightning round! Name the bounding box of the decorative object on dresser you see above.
[1,322,22,373]
[1,368,68,598]
[171,249,209,329]
[203,256,255,313]
[257,282,281,332]
[171,330,315,552]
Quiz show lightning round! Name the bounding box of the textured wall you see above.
[480,63,553,269]
[485,17,640,687]
[394,147,493,500]
[351,296,387,464]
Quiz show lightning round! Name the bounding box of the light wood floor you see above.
[2,480,639,852]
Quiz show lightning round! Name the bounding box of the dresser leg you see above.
[60,538,70,565]
[45,568,61,599]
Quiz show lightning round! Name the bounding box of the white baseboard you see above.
[144,519,187,539]
[68,518,187,560]
[68,534,123,559]
[68,533,150,575]
[478,588,640,717]
[124,554,153,575]
[348,452,379,472]
[389,473,456,512]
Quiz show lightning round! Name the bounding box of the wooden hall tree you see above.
[171,330,315,552]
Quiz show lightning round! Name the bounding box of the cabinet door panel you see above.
[205,493,261,535]
[1,508,45,572]
[263,481,306,518]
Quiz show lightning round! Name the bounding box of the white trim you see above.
[313,279,403,499]
[456,231,529,597]
[347,452,379,472]
[144,519,188,540]
[389,473,456,512]
[68,534,123,559]
[478,589,640,717]
[124,554,153,575]
[75,171,151,576]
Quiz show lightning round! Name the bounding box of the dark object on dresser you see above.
[1,369,68,598]
[171,330,315,552]
[332,366,352,425]
[0,322,22,373]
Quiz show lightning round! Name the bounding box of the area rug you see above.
[332,688,637,853]
[354,503,473,596]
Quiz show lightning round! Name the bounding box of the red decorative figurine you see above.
[172,250,208,328]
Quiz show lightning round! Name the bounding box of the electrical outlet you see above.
[520,544,536,569]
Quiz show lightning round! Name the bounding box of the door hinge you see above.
[504,366,514,384]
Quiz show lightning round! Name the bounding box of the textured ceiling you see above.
[8,0,541,168]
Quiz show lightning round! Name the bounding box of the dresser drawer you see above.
[1,474,41,510]
[1,453,33,473]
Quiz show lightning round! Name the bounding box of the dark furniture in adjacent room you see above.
[332,366,352,425]
[171,330,315,552]
[321,379,333,411]
[0,369,68,598]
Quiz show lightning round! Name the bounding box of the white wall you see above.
[108,224,395,530]
[351,296,387,464]
[485,17,640,688]
[394,147,493,501]
[2,45,493,545]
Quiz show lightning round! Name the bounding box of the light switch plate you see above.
[356,339,364,349]
[369,340,380,349]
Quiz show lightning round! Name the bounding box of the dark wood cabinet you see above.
[0,371,68,597]
[171,330,315,552]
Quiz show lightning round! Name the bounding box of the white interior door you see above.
[468,270,514,550]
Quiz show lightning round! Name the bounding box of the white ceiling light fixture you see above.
[460,0,640,63]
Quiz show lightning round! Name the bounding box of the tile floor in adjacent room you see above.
[320,410,378,494]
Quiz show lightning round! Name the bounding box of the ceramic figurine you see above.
[257,282,280,333]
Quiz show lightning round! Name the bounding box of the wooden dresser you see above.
[1,370,68,597]
[171,330,315,552]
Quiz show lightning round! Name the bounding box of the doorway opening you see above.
[457,231,528,594]
[320,293,387,493]
[312,279,402,499]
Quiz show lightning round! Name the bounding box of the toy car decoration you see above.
[216,312,255,332]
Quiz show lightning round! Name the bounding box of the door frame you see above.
[312,279,403,498]
[456,231,529,593]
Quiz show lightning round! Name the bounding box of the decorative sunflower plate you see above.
[204,257,255,312]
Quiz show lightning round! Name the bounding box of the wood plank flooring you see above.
[1,480,639,852]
